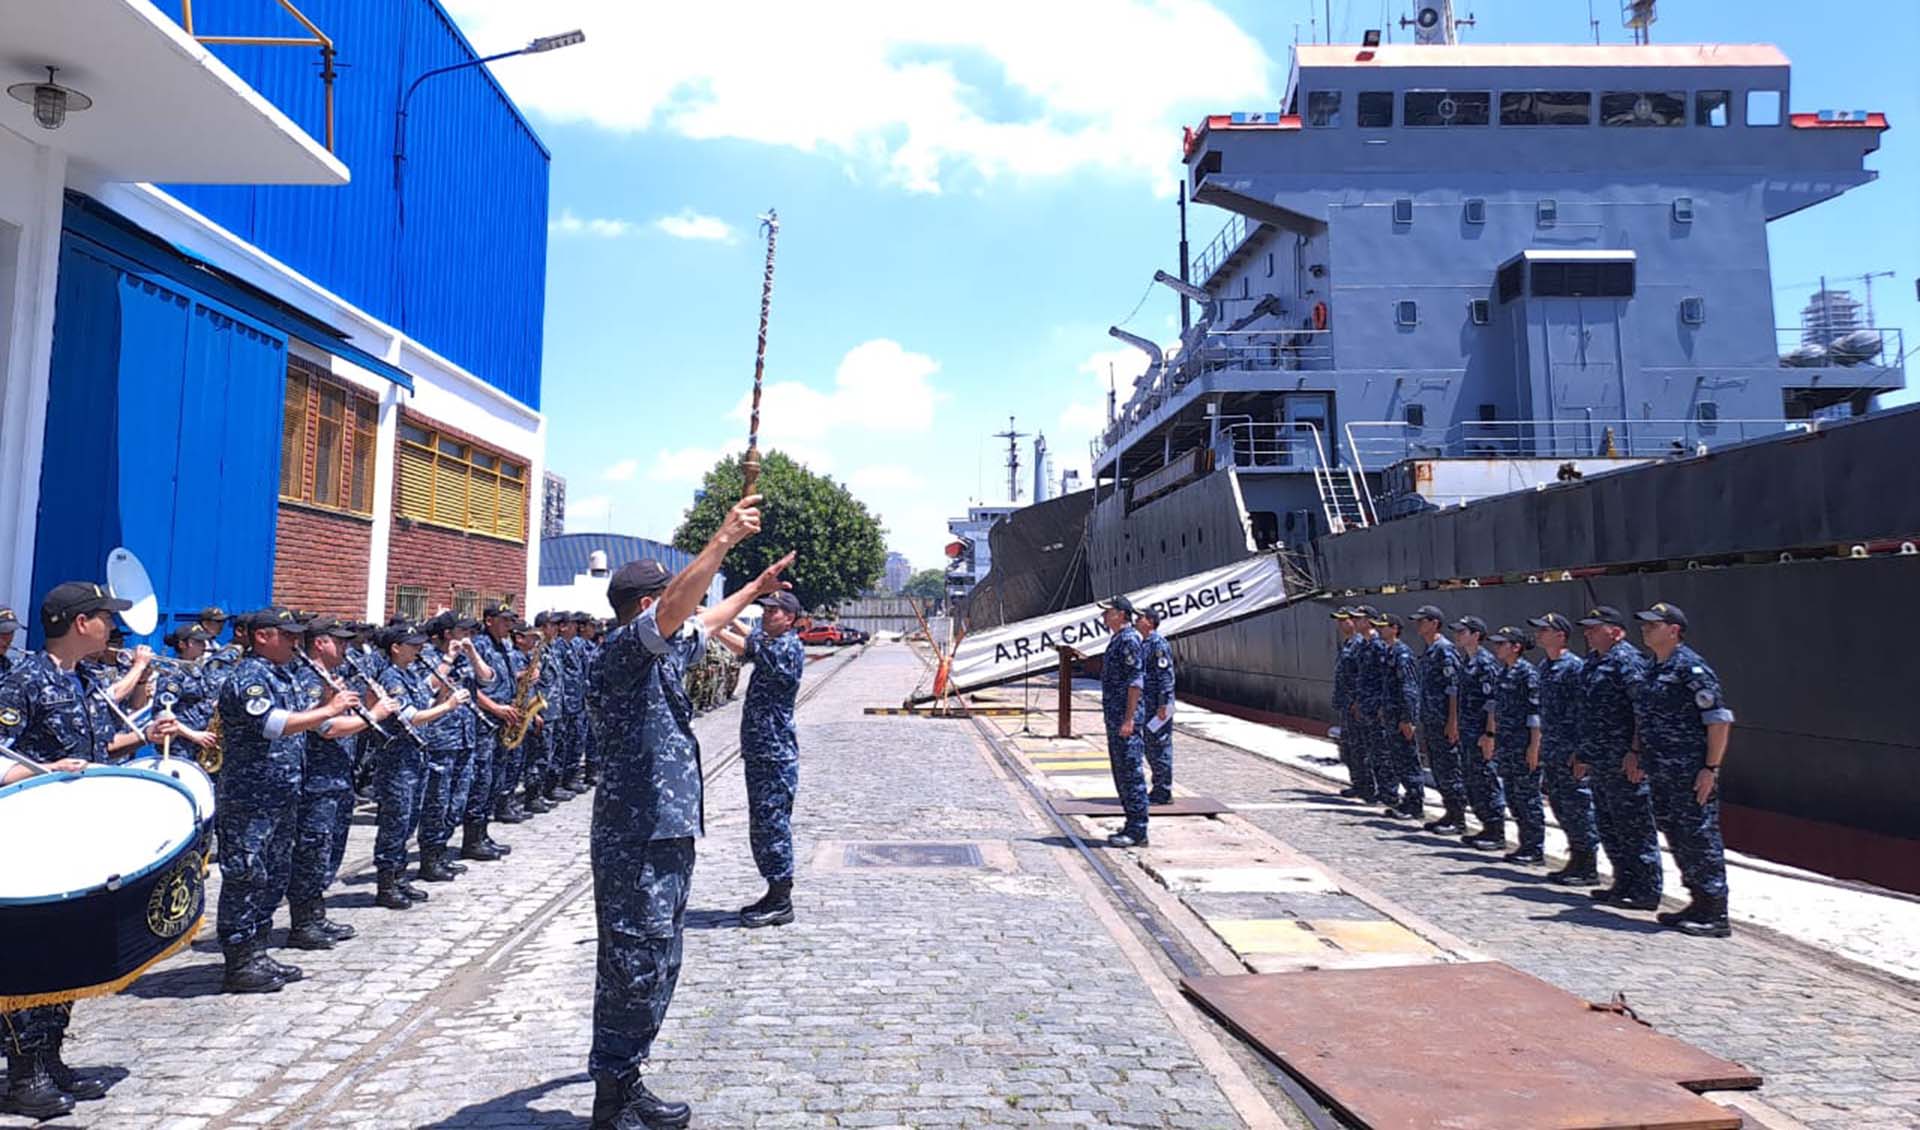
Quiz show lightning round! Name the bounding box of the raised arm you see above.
[655,495,764,638]
[699,551,797,634]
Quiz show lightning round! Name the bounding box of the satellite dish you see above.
[105,546,158,636]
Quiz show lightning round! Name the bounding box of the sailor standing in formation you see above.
[1329,600,1735,935]
[1329,608,1370,800]
[1095,595,1151,849]
[714,582,806,928]
[1371,611,1422,821]
[1135,608,1176,806]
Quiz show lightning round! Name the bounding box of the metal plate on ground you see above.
[1183,963,1759,1130]
[1052,796,1231,817]
[844,842,983,868]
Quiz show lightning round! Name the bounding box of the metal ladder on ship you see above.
[1303,425,1374,534]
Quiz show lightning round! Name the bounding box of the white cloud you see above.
[601,458,639,481]
[565,494,614,531]
[654,209,737,243]
[444,0,1273,193]
[648,446,731,484]
[846,464,926,493]
[549,209,637,238]
[733,338,945,448]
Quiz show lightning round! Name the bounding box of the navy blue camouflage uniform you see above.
[523,639,559,796]
[587,605,706,1081]
[374,660,435,874]
[1100,625,1150,834]
[288,664,355,918]
[1350,632,1387,801]
[1457,647,1507,826]
[416,643,477,856]
[214,656,308,954]
[579,633,603,779]
[1375,635,1422,809]
[740,626,806,881]
[554,635,588,783]
[1140,629,1175,800]
[1538,651,1598,855]
[1331,630,1374,796]
[470,631,519,821]
[1580,641,1662,899]
[0,653,120,1059]
[1636,645,1734,899]
[1488,656,1544,852]
[1416,636,1464,815]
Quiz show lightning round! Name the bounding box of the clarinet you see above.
[448,647,502,736]
[290,649,391,740]
[342,653,426,748]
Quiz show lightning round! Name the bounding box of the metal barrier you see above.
[1213,421,1374,531]
[1342,417,1815,470]
[1192,214,1261,284]
[1774,325,1905,376]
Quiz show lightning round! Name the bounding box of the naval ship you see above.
[980,3,1917,892]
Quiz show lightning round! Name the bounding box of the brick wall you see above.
[384,408,529,619]
[275,504,373,616]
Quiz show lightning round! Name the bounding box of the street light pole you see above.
[390,29,583,325]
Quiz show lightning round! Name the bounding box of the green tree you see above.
[673,451,887,610]
[901,568,947,601]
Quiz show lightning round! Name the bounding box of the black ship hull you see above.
[1056,405,1920,893]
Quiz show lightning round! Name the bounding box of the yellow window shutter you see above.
[397,442,434,521]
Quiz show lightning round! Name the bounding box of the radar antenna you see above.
[993,416,1029,504]
[1623,0,1658,45]
[1401,2,1474,45]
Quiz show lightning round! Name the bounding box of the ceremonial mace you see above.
[742,208,780,500]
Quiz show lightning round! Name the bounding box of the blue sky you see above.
[446,0,1919,570]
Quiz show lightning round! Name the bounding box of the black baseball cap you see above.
[1636,602,1689,628]
[41,581,132,632]
[247,607,307,633]
[1412,604,1445,623]
[304,615,359,639]
[0,607,22,632]
[1135,606,1162,626]
[757,591,802,616]
[608,560,672,607]
[482,603,515,619]
[511,619,537,635]
[1450,615,1488,635]
[1099,594,1137,616]
[197,606,228,623]
[455,615,483,632]
[1352,604,1381,620]
[533,610,552,627]
[1487,625,1528,645]
[1577,606,1626,627]
[378,625,428,649]
[570,611,594,624]
[1528,612,1574,635]
[1330,606,1354,620]
[424,611,458,635]
[1374,611,1405,630]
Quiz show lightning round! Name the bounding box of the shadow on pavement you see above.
[416,1074,591,1128]
[684,908,742,931]
[1498,884,1667,934]
[124,959,226,1000]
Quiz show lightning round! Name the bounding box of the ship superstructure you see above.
[1091,23,1899,590]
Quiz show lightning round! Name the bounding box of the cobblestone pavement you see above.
[1164,726,1920,1130]
[8,644,1255,1129]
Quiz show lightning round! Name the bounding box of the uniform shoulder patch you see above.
[245,695,272,717]
[1694,690,1717,709]
[245,684,267,697]
[0,708,19,727]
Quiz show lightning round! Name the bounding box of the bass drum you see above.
[0,767,206,1009]
[125,753,217,834]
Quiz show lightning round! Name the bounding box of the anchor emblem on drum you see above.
[146,851,203,939]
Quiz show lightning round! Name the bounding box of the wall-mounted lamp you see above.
[7,66,93,131]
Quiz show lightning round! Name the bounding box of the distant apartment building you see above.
[882,551,912,593]
[542,471,567,539]
[1801,288,1864,345]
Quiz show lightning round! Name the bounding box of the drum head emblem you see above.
[146,852,203,939]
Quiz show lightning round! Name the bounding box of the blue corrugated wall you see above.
[153,0,549,408]
[30,235,286,648]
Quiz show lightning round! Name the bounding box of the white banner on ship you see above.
[942,554,1292,697]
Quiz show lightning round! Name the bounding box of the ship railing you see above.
[1214,420,1375,531]
[1774,326,1905,375]
[1343,417,1816,470]
[1170,330,1335,388]
[1192,214,1260,285]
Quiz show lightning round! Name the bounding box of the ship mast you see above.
[992,416,1029,504]
[1401,2,1474,45]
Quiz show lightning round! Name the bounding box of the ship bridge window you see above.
[1497,259,1525,303]
[1696,90,1731,127]
[1530,259,1635,298]
[1601,91,1686,127]
[1307,91,1342,128]
[1404,90,1490,127]
[1499,91,1592,126]
[1358,91,1394,128]
[1747,90,1783,126]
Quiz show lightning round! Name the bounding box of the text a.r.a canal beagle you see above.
[987,578,1250,665]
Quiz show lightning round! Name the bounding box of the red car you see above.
[797,624,843,646]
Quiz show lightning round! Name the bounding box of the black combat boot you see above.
[314,898,356,941]
[1148,788,1172,806]
[42,1037,107,1101]
[1551,849,1601,886]
[1657,893,1706,927]
[3,1052,75,1119]
[259,951,304,983]
[376,871,413,910]
[592,1069,691,1130]
[1674,894,1732,938]
[396,872,432,903]
[583,763,601,788]
[740,880,794,928]
[481,823,512,856]
[286,903,337,951]
[418,852,460,882]
[461,823,506,862]
[222,945,288,994]
[1423,805,1466,834]
[524,784,555,813]
[565,767,589,793]
[1464,822,1506,851]
[1503,845,1546,865]
[1105,826,1149,849]
[496,798,528,824]
[548,778,578,802]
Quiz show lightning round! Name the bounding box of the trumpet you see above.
[115,649,197,672]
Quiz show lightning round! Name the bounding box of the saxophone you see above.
[198,711,224,774]
[500,640,547,750]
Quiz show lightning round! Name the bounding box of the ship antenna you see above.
[993,415,1029,504]
[1623,0,1658,45]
